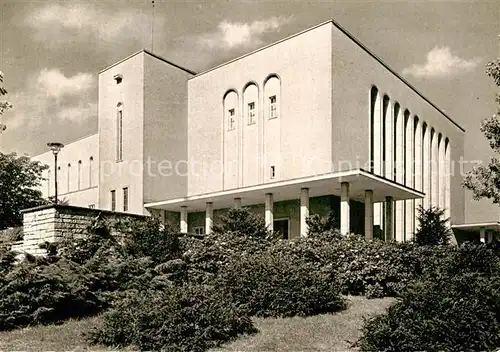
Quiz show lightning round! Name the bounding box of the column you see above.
[364,190,374,241]
[205,202,213,235]
[265,193,274,232]
[180,206,188,233]
[233,197,242,209]
[431,130,439,207]
[422,125,431,209]
[480,226,486,243]
[405,113,414,241]
[414,120,423,230]
[385,196,394,241]
[340,182,350,235]
[444,139,451,220]
[373,92,383,231]
[395,106,405,241]
[438,135,446,210]
[300,188,309,237]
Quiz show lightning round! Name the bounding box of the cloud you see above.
[24,3,158,45]
[4,68,96,130]
[403,46,482,78]
[36,69,93,99]
[197,16,294,50]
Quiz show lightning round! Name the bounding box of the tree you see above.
[463,59,500,202]
[0,71,12,133]
[0,153,48,229]
[414,205,451,246]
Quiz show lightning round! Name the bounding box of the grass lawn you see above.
[0,296,394,352]
[213,296,396,352]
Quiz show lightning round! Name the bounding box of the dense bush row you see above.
[1,208,500,351]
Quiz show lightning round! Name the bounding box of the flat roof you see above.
[99,49,197,75]
[145,168,424,212]
[190,19,465,133]
[452,222,500,232]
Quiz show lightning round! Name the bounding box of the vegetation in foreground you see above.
[1,208,500,351]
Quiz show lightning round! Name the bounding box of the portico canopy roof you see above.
[452,222,500,232]
[145,168,424,212]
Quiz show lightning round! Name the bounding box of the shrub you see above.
[414,206,451,246]
[217,248,346,317]
[119,217,181,264]
[182,230,271,284]
[87,284,256,352]
[306,212,340,238]
[0,258,104,331]
[211,208,274,240]
[357,273,500,351]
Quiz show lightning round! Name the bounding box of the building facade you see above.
[33,19,496,242]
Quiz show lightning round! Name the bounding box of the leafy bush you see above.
[414,206,451,246]
[211,208,274,240]
[217,248,346,317]
[119,217,181,264]
[357,273,500,351]
[306,211,340,238]
[0,258,104,331]
[87,284,257,352]
[182,230,271,284]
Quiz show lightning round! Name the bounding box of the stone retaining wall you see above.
[15,205,147,256]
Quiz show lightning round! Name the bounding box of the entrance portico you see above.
[146,169,423,239]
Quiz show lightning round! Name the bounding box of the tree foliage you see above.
[0,71,12,131]
[414,205,451,246]
[464,59,500,203]
[0,153,48,229]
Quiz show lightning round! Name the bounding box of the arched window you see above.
[223,90,238,131]
[243,83,258,125]
[264,75,280,120]
[369,86,379,173]
[117,103,123,161]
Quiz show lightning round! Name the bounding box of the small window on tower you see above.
[228,108,235,131]
[248,102,256,125]
[114,74,123,84]
[269,95,277,119]
[270,165,275,179]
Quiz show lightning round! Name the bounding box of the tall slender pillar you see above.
[422,125,431,209]
[480,227,486,243]
[340,182,350,235]
[385,196,394,241]
[414,120,423,232]
[438,135,446,210]
[395,105,405,241]
[205,202,213,235]
[233,198,242,209]
[431,130,439,207]
[300,188,309,237]
[405,113,415,241]
[364,190,374,241]
[265,193,274,232]
[180,206,188,233]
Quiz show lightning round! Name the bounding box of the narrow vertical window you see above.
[77,160,82,190]
[117,103,123,161]
[228,108,235,131]
[89,157,94,187]
[269,95,277,119]
[247,102,256,125]
[123,187,129,212]
[111,190,116,211]
[270,165,275,179]
[67,163,71,192]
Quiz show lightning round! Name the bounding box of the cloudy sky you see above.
[0,0,498,163]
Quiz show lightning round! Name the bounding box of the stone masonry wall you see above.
[14,205,147,256]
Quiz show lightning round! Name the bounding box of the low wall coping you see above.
[20,204,148,219]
